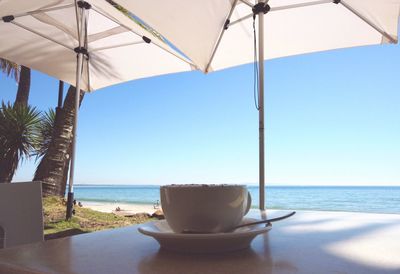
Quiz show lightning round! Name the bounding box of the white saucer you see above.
[138,218,272,253]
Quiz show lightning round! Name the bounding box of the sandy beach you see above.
[81,201,159,215]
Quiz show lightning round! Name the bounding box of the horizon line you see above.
[72,183,400,187]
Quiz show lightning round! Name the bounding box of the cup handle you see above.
[245,192,252,215]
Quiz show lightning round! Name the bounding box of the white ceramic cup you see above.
[160,184,252,233]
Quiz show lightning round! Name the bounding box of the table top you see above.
[1,209,400,274]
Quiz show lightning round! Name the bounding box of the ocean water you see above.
[73,185,400,214]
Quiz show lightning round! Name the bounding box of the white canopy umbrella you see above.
[0,0,195,218]
[116,0,400,209]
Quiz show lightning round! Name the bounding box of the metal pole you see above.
[258,0,266,210]
[66,53,83,219]
[66,4,86,220]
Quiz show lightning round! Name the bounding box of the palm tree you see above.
[0,59,33,183]
[0,59,82,195]
[0,102,41,183]
[34,86,84,196]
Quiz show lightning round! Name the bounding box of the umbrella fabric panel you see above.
[0,0,69,17]
[0,0,193,91]
[211,1,392,71]
[0,18,82,86]
[113,0,237,72]
[344,0,400,43]
[88,41,194,90]
[115,0,400,73]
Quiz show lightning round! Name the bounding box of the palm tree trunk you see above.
[34,86,84,196]
[0,152,17,183]
[14,66,31,107]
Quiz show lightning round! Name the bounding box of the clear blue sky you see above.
[1,44,399,186]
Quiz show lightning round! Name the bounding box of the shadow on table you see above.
[264,211,400,274]
[44,228,87,240]
[138,240,297,274]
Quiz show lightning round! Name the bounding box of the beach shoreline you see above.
[79,199,400,217]
[80,200,159,215]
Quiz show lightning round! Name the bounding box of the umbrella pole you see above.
[66,53,83,220]
[257,0,266,210]
[66,2,87,220]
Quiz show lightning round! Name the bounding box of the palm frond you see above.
[33,108,56,159]
[0,102,41,161]
[0,58,20,82]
